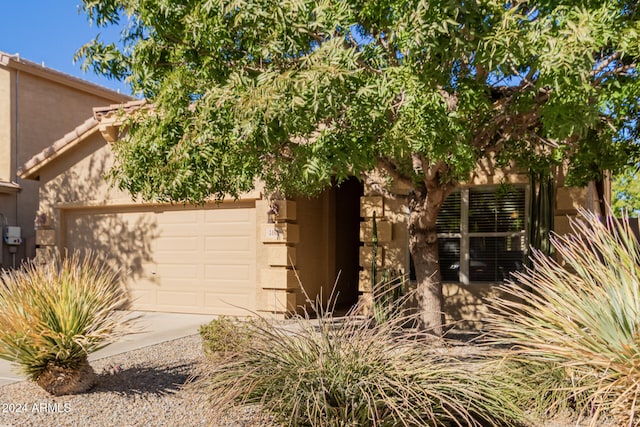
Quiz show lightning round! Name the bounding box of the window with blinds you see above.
[436,186,527,284]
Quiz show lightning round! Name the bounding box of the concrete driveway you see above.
[0,311,214,387]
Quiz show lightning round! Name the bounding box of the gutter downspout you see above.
[12,68,20,267]
[14,69,19,222]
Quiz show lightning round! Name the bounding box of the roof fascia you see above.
[18,118,101,180]
[0,52,131,103]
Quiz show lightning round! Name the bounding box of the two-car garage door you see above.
[62,203,257,315]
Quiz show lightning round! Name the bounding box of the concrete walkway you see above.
[0,311,215,387]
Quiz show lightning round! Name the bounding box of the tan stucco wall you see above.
[468,157,529,186]
[255,192,343,315]
[0,59,129,268]
[37,132,132,213]
[295,193,335,308]
[0,68,13,181]
[0,69,18,267]
[14,72,127,167]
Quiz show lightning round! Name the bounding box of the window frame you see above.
[437,184,529,285]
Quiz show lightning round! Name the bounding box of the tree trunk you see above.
[409,186,449,335]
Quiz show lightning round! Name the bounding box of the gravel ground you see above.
[0,333,614,427]
[0,335,272,427]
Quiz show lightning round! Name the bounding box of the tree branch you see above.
[345,31,358,49]
[590,51,621,78]
[387,90,406,122]
[425,160,446,183]
[309,31,326,46]
[520,67,538,90]
[412,153,425,175]
[377,158,414,188]
[472,87,550,150]
[357,60,384,75]
[594,62,636,85]
[437,86,458,112]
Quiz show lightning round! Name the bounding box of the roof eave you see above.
[0,181,21,194]
[0,51,132,103]
[93,99,148,142]
[19,117,101,180]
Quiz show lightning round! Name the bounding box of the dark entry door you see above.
[333,177,363,309]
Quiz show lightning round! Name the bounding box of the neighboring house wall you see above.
[0,67,14,181]
[0,52,130,268]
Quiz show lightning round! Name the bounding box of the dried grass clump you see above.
[199,290,522,427]
[487,209,640,426]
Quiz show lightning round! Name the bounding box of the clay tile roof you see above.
[18,117,100,180]
[93,99,148,120]
[93,99,149,142]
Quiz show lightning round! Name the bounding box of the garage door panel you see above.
[64,205,256,315]
[203,227,253,238]
[204,293,253,309]
[201,253,253,264]
[204,234,251,252]
[156,263,201,279]
[160,223,213,236]
[154,252,203,264]
[155,224,253,239]
[128,289,155,306]
[157,210,203,224]
[204,208,250,222]
[156,236,201,252]
[204,264,251,280]
[157,291,199,307]
[204,236,250,251]
[128,277,161,289]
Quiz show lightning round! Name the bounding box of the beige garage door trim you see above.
[61,202,257,315]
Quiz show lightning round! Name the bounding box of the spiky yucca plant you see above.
[0,251,133,395]
[487,209,640,426]
[199,291,522,427]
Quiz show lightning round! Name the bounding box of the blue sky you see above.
[0,1,130,95]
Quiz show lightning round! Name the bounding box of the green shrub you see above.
[199,316,254,357]
[199,294,522,427]
[372,270,406,325]
[0,250,134,395]
[486,210,640,425]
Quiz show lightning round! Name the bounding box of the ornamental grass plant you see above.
[0,250,134,395]
[486,209,640,426]
[199,289,523,427]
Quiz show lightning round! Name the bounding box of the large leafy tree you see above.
[78,0,640,334]
[613,165,640,217]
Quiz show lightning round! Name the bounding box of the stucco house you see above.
[19,99,609,327]
[0,52,130,269]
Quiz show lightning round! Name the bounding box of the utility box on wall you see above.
[3,226,22,245]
